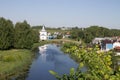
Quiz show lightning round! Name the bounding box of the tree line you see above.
[70,26,120,43]
[0,17,39,50]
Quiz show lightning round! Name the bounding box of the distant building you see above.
[92,38,104,44]
[39,26,47,40]
[63,32,71,39]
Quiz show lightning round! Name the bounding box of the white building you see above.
[113,41,120,49]
[92,38,104,44]
[39,26,47,40]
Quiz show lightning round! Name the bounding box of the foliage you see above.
[61,42,78,53]
[14,21,35,49]
[31,30,39,43]
[0,17,39,50]
[70,29,80,41]
[50,43,120,80]
[0,17,14,50]
[32,25,43,29]
[70,26,120,43]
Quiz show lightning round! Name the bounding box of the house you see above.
[92,37,116,51]
[39,26,47,40]
[92,38,104,44]
[63,32,71,39]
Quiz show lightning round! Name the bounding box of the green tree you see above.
[31,30,39,43]
[70,30,80,40]
[0,17,14,50]
[83,31,94,43]
[14,21,34,49]
[71,26,120,43]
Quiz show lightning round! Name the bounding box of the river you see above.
[25,44,78,80]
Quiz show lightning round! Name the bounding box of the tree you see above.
[70,30,80,40]
[83,31,94,43]
[70,26,120,43]
[31,29,39,43]
[14,21,34,49]
[0,17,14,50]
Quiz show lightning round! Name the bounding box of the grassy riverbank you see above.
[57,43,120,80]
[0,49,33,79]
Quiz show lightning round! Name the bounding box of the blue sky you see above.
[0,0,120,29]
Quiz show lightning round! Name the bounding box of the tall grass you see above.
[0,49,33,79]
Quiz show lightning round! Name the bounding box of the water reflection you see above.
[26,44,78,80]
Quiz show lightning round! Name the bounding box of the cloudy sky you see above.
[0,0,120,29]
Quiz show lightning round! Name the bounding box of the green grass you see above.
[0,49,33,79]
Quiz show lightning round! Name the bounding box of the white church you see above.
[39,25,47,41]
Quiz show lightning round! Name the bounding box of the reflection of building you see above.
[41,52,47,62]
[39,26,47,40]
[39,45,47,62]
[38,45,47,53]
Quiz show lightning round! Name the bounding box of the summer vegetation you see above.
[0,17,39,79]
[0,17,39,50]
[70,26,120,43]
[32,25,120,43]
[49,43,120,80]
[0,49,33,79]
[1,17,120,80]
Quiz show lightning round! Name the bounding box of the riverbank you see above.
[59,43,120,80]
[0,41,57,79]
[26,44,78,80]
[31,38,82,52]
[0,49,33,79]
[31,40,62,51]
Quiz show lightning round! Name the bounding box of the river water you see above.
[25,44,78,80]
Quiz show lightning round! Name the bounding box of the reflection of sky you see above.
[26,44,78,80]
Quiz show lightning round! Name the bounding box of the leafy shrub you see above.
[50,43,120,80]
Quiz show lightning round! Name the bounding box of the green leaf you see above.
[70,68,75,76]
[49,70,57,76]
[49,70,60,79]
